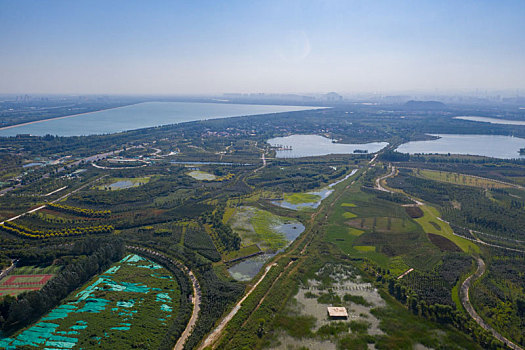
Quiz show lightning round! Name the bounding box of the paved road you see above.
[461,258,523,350]
[0,175,106,225]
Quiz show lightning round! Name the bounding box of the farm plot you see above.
[0,254,180,349]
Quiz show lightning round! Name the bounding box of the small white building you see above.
[327,306,348,320]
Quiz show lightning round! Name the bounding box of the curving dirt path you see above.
[174,270,200,350]
[375,164,396,193]
[198,263,276,349]
[125,245,201,350]
[461,258,523,350]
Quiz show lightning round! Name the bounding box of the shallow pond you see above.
[228,209,305,281]
[23,162,45,168]
[267,134,388,158]
[273,222,306,242]
[272,169,358,210]
[454,116,525,126]
[108,180,135,189]
[228,253,276,282]
[396,134,525,159]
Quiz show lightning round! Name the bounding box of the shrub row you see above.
[0,221,113,239]
[47,203,111,218]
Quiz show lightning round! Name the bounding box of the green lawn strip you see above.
[10,265,61,275]
[223,244,262,262]
[354,245,376,252]
[414,205,479,254]
[342,211,357,219]
[283,192,321,205]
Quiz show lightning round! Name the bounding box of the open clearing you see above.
[187,170,217,181]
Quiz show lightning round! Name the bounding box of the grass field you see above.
[222,207,236,224]
[415,169,513,189]
[223,244,262,262]
[414,205,479,254]
[11,265,61,275]
[229,206,304,251]
[283,192,321,205]
[322,183,450,275]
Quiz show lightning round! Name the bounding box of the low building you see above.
[327,306,348,320]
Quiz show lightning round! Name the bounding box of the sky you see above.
[0,0,524,95]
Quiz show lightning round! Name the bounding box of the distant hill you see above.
[404,100,447,110]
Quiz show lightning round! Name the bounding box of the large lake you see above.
[0,102,323,137]
[267,134,388,158]
[454,116,525,126]
[396,134,525,159]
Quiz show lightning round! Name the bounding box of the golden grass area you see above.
[416,169,513,189]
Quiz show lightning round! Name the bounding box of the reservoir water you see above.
[396,134,525,159]
[267,134,388,158]
[454,116,525,126]
[0,102,323,137]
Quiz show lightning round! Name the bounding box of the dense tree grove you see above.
[387,170,525,240]
[202,205,241,252]
[365,263,506,349]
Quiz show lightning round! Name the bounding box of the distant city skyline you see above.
[1,0,524,94]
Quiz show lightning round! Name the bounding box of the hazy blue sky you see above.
[1,0,524,94]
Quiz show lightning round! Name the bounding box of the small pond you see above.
[267,135,388,158]
[272,169,358,210]
[396,134,525,159]
[228,218,305,281]
[107,180,136,189]
[228,253,275,282]
[23,162,45,168]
